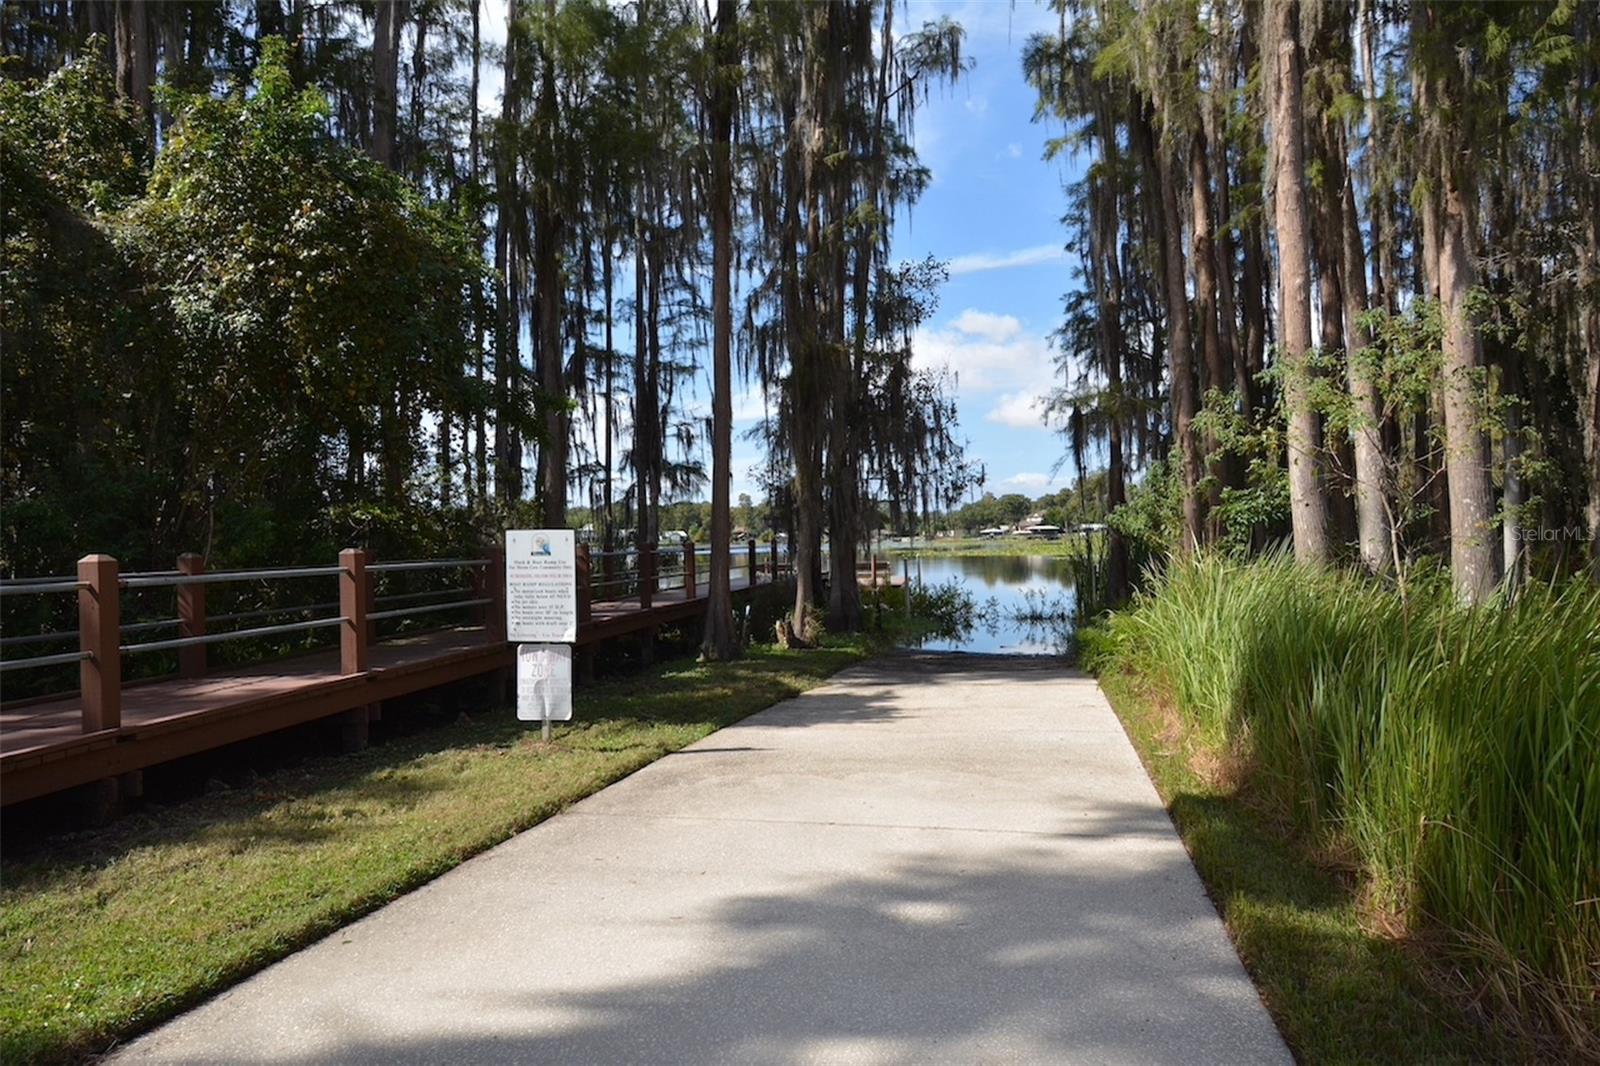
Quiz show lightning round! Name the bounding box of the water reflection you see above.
[902,555,1078,656]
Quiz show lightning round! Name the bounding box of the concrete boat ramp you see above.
[114,652,1289,1065]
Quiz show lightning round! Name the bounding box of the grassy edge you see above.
[1096,667,1512,1065]
[1,638,881,1064]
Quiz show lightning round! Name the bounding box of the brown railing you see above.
[0,549,503,735]
[1,537,796,736]
[582,538,789,606]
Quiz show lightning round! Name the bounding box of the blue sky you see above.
[893,0,1087,502]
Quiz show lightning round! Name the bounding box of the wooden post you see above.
[576,543,593,624]
[176,553,206,679]
[576,544,595,685]
[484,542,509,707]
[639,543,655,609]
[485,544,506,643]
[683,541,696,600]
[77,554,120,733]
[769,538,778,580]
[579,544,598,675]
[602,547,619,604]
[746,538,757,588]
[469,552,487,628]
[339,548,369,675]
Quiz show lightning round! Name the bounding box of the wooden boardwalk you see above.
[1,566,771,808]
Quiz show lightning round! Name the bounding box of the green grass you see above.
[0,638,876,1064]
[1101,671,1511,1062]
[1087,555,1600,1060]
[887,535,1097,558]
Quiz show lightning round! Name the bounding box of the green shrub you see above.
[1100,554,1600,1053]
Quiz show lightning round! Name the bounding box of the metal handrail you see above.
[121,618,181,635]
[374,586,472,605]
[121,566,344,589]
[368,559,489,574]
[0,615,181,649]
[369,598,491,623]
[121,616,347,654]
[207,602,340,626]
[0,630,78,649]
[0,650,91,672]
[0,579,86,596]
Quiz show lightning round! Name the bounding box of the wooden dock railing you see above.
[0,537,792,808]
[2,550,498,734]
[1,538,793,737]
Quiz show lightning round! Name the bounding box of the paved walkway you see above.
[114,653,1289,1065]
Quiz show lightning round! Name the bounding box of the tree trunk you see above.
[1315,160,1358,551]
[470,0,487,506]
[371,0,403,169]
[1189,126,1226,539]
[420,0,444,508]
[1501,350,1525,590]
[493,174,514,503]
[701,0,737,660]
[1156,133,1204,550]
[1238,19,1269,417]
[534,0,565,525]
[1437,172,1500,602]
[1338,152,1392,572]
[633,210,652,551]
[602,219,615,542]
[114,0,152,137]
[496,0,525,504]
[1582,41,1600,574]
[1090,161,1130,603]
[789,5,834,640]
[409,1,427,183]
[1269,0,1330,565]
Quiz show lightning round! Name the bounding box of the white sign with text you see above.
[516,643,573,722]
[505,529,577,643]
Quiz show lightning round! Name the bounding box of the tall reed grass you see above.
[1095,554,1599,1052]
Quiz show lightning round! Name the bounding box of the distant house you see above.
[1025,524,1063,540]
[977,527,1006,538]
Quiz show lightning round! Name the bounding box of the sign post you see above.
[505,530,577,740]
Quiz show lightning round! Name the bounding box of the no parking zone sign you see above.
[505,529,576,737]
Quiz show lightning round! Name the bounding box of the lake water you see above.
[898,554,1078,656]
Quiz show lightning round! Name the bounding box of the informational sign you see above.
[516,643,573,722]
[505,529,577,643]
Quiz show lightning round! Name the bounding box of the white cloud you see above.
[1005,142,1023,159]
[731,387,770,424]
[963,95,989,116]
[911,308,1054,396]
[949,308,1022,343]
[1002,472,1054,492]
[946,244,1067,276]
[985,390,1062,431]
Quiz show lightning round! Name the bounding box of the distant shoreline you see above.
[882,536,1098,558]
